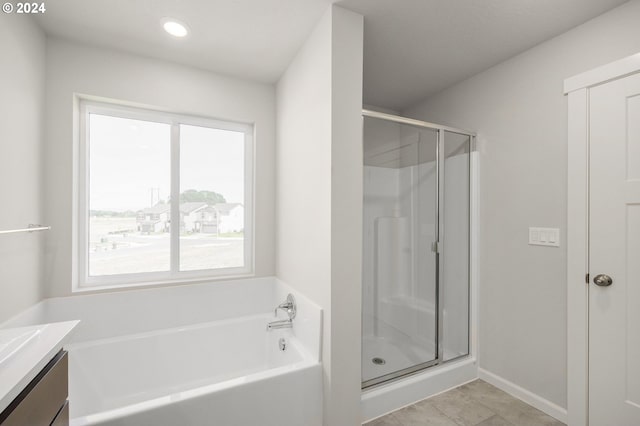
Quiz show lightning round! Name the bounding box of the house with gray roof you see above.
[136,203,170,234]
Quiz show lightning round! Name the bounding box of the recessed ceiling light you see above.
[162,19,188,38]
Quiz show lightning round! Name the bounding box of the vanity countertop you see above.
[0,320,79,413]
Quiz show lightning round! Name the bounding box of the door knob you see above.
[593,274,613,287]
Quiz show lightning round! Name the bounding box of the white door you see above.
[589,72,640,426]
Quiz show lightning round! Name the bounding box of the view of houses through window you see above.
[85,107,249,281]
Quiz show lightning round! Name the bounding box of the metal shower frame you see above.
[361,109,476,389]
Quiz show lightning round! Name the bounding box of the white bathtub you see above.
[1,277,323,426]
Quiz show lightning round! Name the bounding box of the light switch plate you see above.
[529,227,560,247]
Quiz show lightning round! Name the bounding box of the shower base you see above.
[362,335,461,384]
[362,336,433,382]
[362,315,461,384]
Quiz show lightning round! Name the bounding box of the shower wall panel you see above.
[362,166,399,337]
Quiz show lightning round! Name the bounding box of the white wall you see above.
[276,5,363,425]
[328,7,364,425]
[43,39,276,297]
[404,0,640,409]
[276,7,332,317]
[0,15,46,322]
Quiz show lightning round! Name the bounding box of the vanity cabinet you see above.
[0,350,68,426]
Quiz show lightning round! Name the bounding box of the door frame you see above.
[565,52,640,426]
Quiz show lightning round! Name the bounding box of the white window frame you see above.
[77,99,254,291]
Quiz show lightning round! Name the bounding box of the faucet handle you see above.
[274,294,297,320]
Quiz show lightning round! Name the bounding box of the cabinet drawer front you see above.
[1,351,68,426]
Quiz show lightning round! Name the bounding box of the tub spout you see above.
[267,319,292,331]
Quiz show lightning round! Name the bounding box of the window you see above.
[78,100,253,289]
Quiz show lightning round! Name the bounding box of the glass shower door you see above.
[440,130,471,362]
[361,116,439,387]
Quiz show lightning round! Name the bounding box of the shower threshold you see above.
[362,358,440,389]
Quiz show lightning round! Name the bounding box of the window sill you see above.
[72,272,256,294]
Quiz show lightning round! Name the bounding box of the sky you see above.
[89,114,245,212]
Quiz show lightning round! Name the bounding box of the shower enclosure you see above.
[361,110,473,388]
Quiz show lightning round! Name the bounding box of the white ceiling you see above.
[34,0,334,83]
[35,0,628,110]
[347,0,629,110]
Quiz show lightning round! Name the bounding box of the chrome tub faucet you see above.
[267,294,296,330]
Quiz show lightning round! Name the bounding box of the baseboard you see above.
[478,368,567,424]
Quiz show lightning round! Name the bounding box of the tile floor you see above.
[364,379,565,426]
